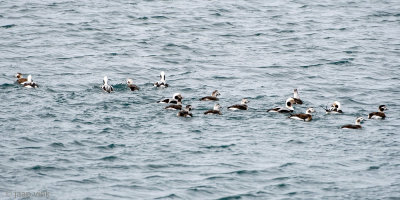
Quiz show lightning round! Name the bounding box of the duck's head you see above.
[27,75,32,82]
[185,105,192,111]
[306,107,315,114]
[173,93,183,100]
[15,73,22,78]
[127,78,133,85]
[293,89,300,99]
[214,103,221,111]
[355,117,364,125]
[285,97,295,110]
[379,105,387,112]
[160,71,166,82]
[103,76,108,85]
[332,101,341,110]
[241,98,249,105]
[212,90,221,97]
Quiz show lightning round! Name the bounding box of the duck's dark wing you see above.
[177,111,192,117]
[368,112,385,119]
[165,104,182,110]
[289,113,311,121]
[129,85,139,91]
[293,98,303,104]
[204,110,222,115]
[200,96,219,101]
[228,104,247,110]
[341,124,362,129]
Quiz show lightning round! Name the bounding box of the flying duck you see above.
[22,75,39,88]
[323,101,343,114]
[227,98,249,110]
[204,103,222,115]
[158,93,183,104]
[154,71,169,88]
[15,73,28,84]
[127,79,139,91]
[164,99,182,110]
[177,105,193,117]
[267,98,295,113]
[368,105,387,119]
[101,76,113,93]
[289,107,315,121]
[293,89,303,104]
[341,117,364,129]
[200,90,220,101]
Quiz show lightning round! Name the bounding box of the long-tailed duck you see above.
[158,93,183,104]
[102,76,113,93]
[177,105,193,117]
[154,71,169,88]
[15,73,28,84]
[323,101,343,114]
[267,98,295,113]
[227,98,249,110]
[165,99,182,110]
[204,103,222,115]
[127,79,139,91]
[341,117,364,129]
[293,89,303,104]
[200,90,220,101]
[22,75,39,88]
[368,105,387,119]
[289,107,315,121]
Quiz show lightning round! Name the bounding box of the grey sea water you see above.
[1,0,399,199]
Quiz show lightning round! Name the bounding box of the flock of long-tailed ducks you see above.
[15,71,388,129]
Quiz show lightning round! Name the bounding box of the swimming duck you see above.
[158,93,183,104]
[204,103,222,115]
[267,98,295,113]
[293,89,303,104]
[177,105,193,117]
[15,73,28,84]
[289,107,315,121]
[227,98,249,110]
[368,105,387,119]
[200,90,220,101]
[22,75,39,88]
[154,71,169,88]
[101,76,113,93]
[341,117,364,129]
[127,79,139,91]
[323,101,343,114]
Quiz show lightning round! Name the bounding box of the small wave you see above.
[155,194,181,199]
[101,156,118,161]
[49,142,65,148]
[217,193,257,200]
[1,24,16,29]
[27,165,60,171]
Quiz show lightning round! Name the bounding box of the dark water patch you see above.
[96,143,125,149]
[100,156,118,161]
[1,24,16,29]
[368,166,380,170]
[202,144,235,149]
[151,16,168,19]
[227,169,260,176]
[155,193,181,199]
[27,165,61,172]
[17,146,41,150]
[217,193,257,200]
[328,60,352,65]
[50,142,65,148]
